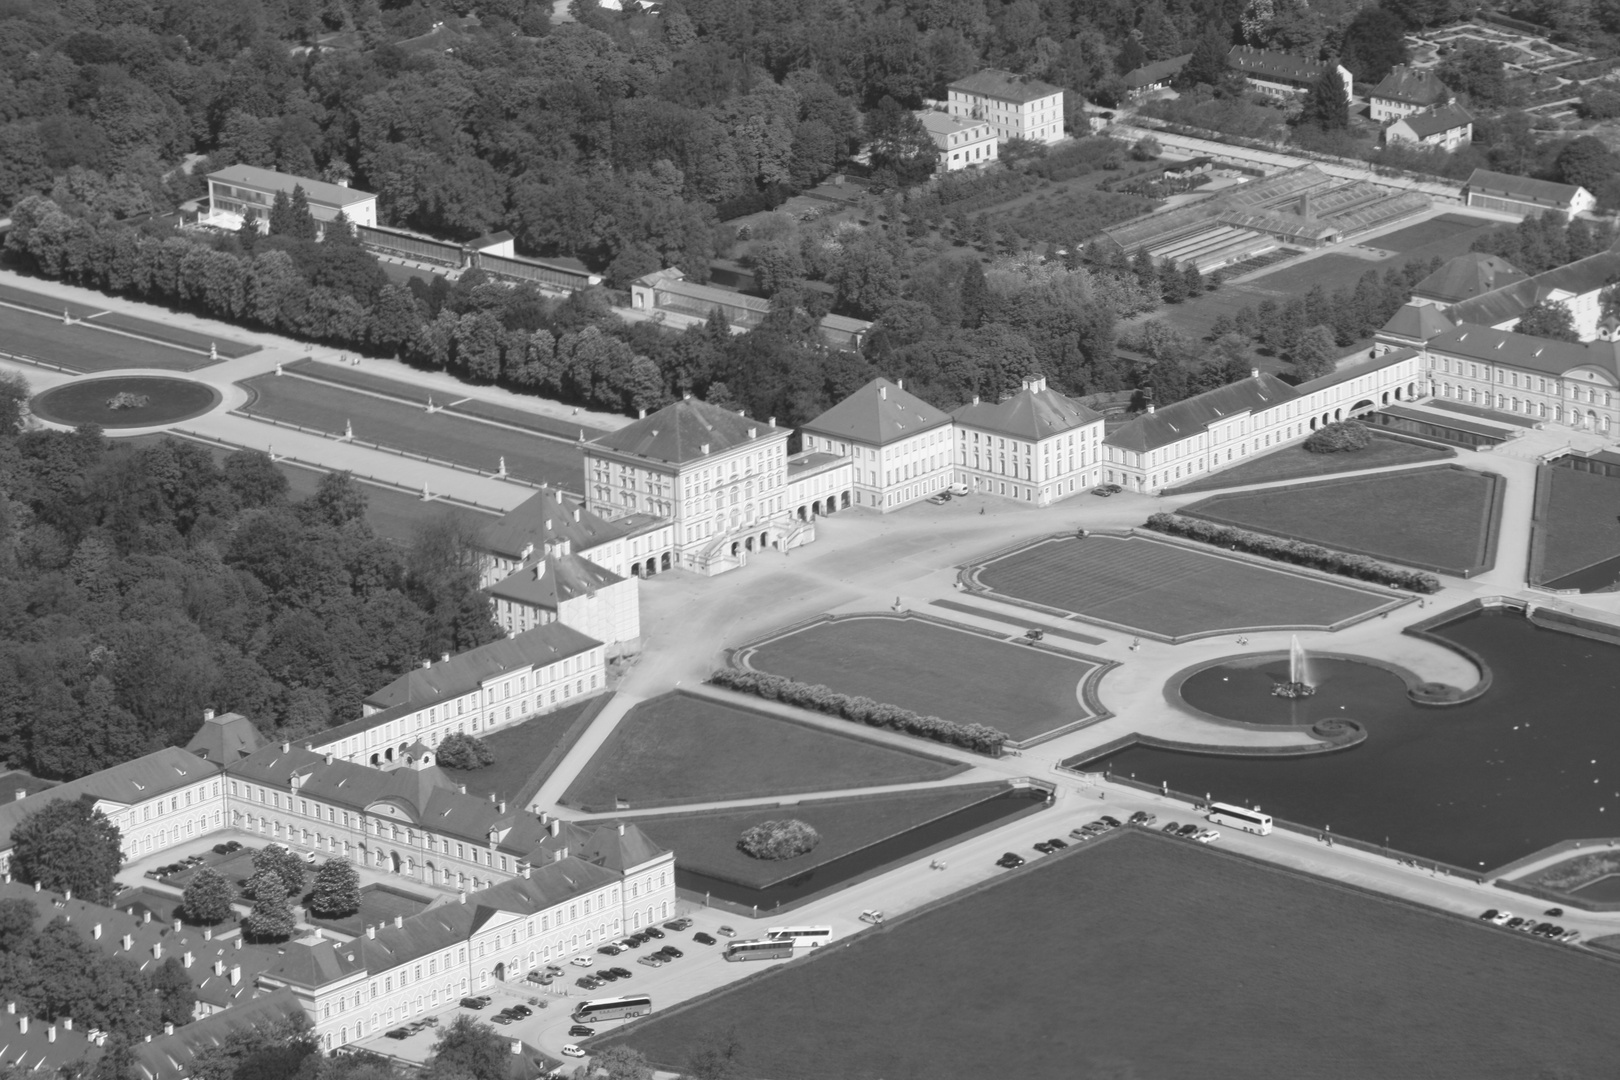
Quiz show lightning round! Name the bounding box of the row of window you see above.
[1433,359,1616,405]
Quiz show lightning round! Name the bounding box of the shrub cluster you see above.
[435,732,497,770]
[1144,514,1442,593]
[738,819,820,861]
[708,668,1008,755]
[1303,421,1371,454]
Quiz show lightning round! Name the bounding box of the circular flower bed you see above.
[32,376,220,429]
[738,819,820,861]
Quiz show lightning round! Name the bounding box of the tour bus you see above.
[1206,802,1273,835]
[571,995,653,1024]
[765,925,834,948]
[723,938,796,962]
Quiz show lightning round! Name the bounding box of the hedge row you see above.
[1144,513,1442,593]
[708,668,1008,755]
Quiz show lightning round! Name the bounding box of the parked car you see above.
[1545,907,1564,917]
[1506,917,1526,929]
[570,956,594,967]
[598,944,623,955]
[385,1028,410,1040]
[1100,816,1121,827]
[1560,930,1581,943]
[569,1025,595,1038]
[1161,821,1181,834]
[859,910,884,925]
[491,1013,514,1025]
[997,852,1025,868]
[1177,824,1201,837]
[947,483,969,496]
[716,925,737,937]
[526,970,551,984]
[657,947,682,959]
[545,964,566,976]
[610,967,632,978]
[1129,812,1156,826]
[644,927,665,939]
[694,931,716,945]
[926,493,949,505]
[1195,829,1220,844]
[508,1005,531,1018]
[663,918,693,931]
[1033,841,1054,854]
[561,1045,587,1059]
[1479,909,1500,922]
[1046,837,1068,849]
[459,997,490,1010]
[575,976,599,990]
[636,955,665,967]
[596,969,620,981]
[1093,483,1122,497]
[1489,911,1513,926]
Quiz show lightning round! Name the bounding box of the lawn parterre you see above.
[559,691,966,811]
[1179,465,1503,577]
[970,533,1396,641]
[238,373,585,490]
[629,783,1016,890]
[1528,465,1620,590]
[0,303,219,372]
[306,883,430,938]
[0,282,258,356]
[1164,432,1453,495]
[598,832,1620,1080]
[32,376,220,428]
[736,614,1107,743]
[442,695,607,808]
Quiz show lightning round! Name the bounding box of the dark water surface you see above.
[1090,610,1620,871]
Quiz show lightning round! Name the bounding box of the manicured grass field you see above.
[1165,433,1453,495]
[1528,465,1620,589]
[1180,464,1501,576]
[307,883,430,937]
[0,303,216,372]
[0,282,257,356]
[743,616,1102,740]
[974,534,1392,640]
[32,375,220,427]
[599,832,1620,1080]
[239,373,584,490]
[630,783,1011,889]
[441,695,605,807]
[561,691,964,810]
[1366,212,1494,254]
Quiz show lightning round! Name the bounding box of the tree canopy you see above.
[8,797,123,903]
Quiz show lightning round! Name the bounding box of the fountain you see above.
[1272,635,1316,698]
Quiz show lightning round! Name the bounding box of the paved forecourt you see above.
[968,532,1400,642]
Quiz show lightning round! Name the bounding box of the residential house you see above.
[200,165,377,233]
[1123,54,1192,99]
[1385,101,1473,151]
[946,70,1065,145]
[917,111,999,171]
[1227,46,1352,101]
[1369,65,1452,122]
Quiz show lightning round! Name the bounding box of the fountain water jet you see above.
[1273,635,1316,698]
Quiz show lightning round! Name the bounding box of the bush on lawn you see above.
[707,668,1008,755]
[1144,513,1442,593]
[1303,421,1371,454]
[738,819,820,860]
[435,732,496,769]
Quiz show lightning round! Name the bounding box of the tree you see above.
[308,859,361,919]
[1290,325,1339,380]
[0,370,29,439]
[242,871,296,942]
[594,1046,654,1080]
[222,449,289,507]
[8,796,123,904]
[1131,136,1162,161]
[0,899,35,952]
[682,1028,746,1080]
[434,731,496,770]
[286,186,318,242]
[1438,41,1507,107]
[1556,136,1616,194]
[182,867,236,925]
[1301,66,1349,130]
[1177,27,1239,93]
[424,1016,508,1080]
[1516,300,1579,342]
[151,955,198,1028]
[305,470,368,529]
[252,844,309,900]
[866,97,938,185]
[1338,8,1408,82]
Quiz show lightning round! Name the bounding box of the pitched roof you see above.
[363,623,601,712]
[1413,253,1526,305]
[184,712,267,767]
[588,397,789,465]
[1124,53,1192,89]
[1226,45,1332,85]
[130,990,308,1080]
[1424,323,1620,379]
[951,377,1103,441]
[0,748,216,854]
[1466,168,1588,208]
[1379,302,1456,342]
[1394,100,1473,139]
[948,69,1062,103]
[802,378,952,446]
[1445,247,1620,328]
[207,165,374,208]
[481,488,657,561]
[1105,374,1299,453]
[486,552,623,610]
[1295,347,1417,394]
[1370,65,1451,106]
[918,111,991,139]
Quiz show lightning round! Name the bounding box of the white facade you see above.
[202,165,378,232]
[951,376,1105,506]
[918,111,999,171]
[947,70,1065,145]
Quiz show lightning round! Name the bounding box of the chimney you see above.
[394,915,403,929]
[521,865,531,879]
[1147,403,1156,414]
[540,812,549,827]
[62,1018,71,1031]
[683,391,691,400]
[1251,368,1260,379]
[421,659,431,668]
[544,519,551,531]
[142,910,151,923]
[12,789,22,802]
[572,507,580,523]
[122,934,133,951]
[499,801,507,814]
[214,959,225,976]
[324,752,333,765]
[93,923,101,939]
[618,822,626,836]
[459,784,467,795]
[972,395,980,406]
[184,951,194,969]
[203,708,215,722]
[48,1023,55,1043]
[638,408,646,419]
[533,561,546,581]
[552,848,565,863]
[19,1016,26,1035]
[153,942,162,959]
[281,741,290,754]
[366,926,376,939]
[163,1023,174,1037]
[488,791,496,804]
[549,818,561,837]
[33,881,40,892]
[1299,190,1312,219]
[880,386,887,400]
[174,918,182,933]
[229,965,240,986]
[204,927,212,941]
[234,935,242,950]
[441,653,450,663]
[511,1039,523,1056]
[459,891,467,905]
[700,442,710,455]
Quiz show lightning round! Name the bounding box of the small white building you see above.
[802,377,955,511]
[201,165,378,232]
[1368,65,1452,123]
[951,375,1105,505]
[947,70,1065,145]
[917,111,999,171]
[1227,46,1352,102]
[1465,168,1595,219]
[1385,101,1473,152]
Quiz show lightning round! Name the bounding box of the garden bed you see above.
[1164,431,1453,495]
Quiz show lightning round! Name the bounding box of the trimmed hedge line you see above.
[1144,513,1441,593]
[738,819,820,860]
[708,668,1008,755]
[1303,420,1371,454]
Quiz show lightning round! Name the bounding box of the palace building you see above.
[952,375,1105,505]
[801,378,955,512]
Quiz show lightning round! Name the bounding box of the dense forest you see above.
[0,381,502,780]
